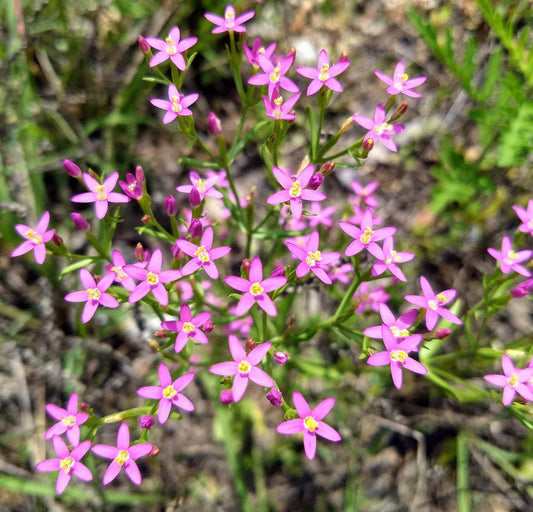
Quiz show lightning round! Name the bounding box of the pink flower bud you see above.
[319,161,335,176]
[188,219,202,239]
[308,172,324,190]
[266,388,282,407]
[220,390,234,404]
[208,112,222,136]
[52,233,63,246]
[389,101,408,122]
[171,240,185,259]
[511,279,533,298]
[80,402,89,412]
[135,165,145,183]
[338,51,350,64]
[362,138,374,152]
[135,242,145,262]
[150,445,160,457]
[140,415,155,429]
[138,35,150,53]
[71,212,90,231]
[273,350,290,365]
[189,188,202,207]
[245,338,256,352]
[434,328,451,339]
[154,330,168,339]
[241,258,251,275]
[63,159,81,178]
[271,262,286,278]
[203,320,214,333]
[164,195,177,216]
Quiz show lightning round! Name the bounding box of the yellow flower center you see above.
[195,179,206,193]
[194,246,210,263]
[401,73,409,82]
[390,326,410,338]
[274,96,283,107]
[385,250,400,264]
[304,416,318,432]
[374,122,392,135]
[289,181,302,198]
[165,37,177,55]
[250,282,264,296]
[163,384,177,398]
[111,266,127,280]
[25,229,43,244]
[146,272,159,285]
[95,184,107,201]
[305,250,322,267]
[390,350,408,362]
[183,321,195,333]
[238,360,251,374]
[60,456,75,473]
[318,63,330,82]
[508,374,518,387]
[171,96,182,113]
[61,415,76,427]
[114,449,129,466]
[225,11,235,27]
[87,287,101,300]
[437,293,447,303]
[360,227,373,245]
[428,299,438,310]
[270,65,281,83]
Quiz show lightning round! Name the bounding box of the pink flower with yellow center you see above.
[44,393,89,447]
[204,4,255,34]
[176,170,223,201]
[244,37,276,67]
[248,51,299,98]
[352,104,405,152]
[296,49,350,96]
[374,61,427,98]
[513,199,533,236]
[145,26,197,70]
[484,355,533,406]
[487,236,531,277]
[151,84,199,124]
[262,87,300,121]
[371,236,414,282]
[161,303,211,353]
[209,335,274,402]
[11,211,55,264]
[363,304,418,341]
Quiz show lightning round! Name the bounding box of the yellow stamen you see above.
[304,416,318,432]
[25,229,43,244]
[508,374,518,387]
[390,350,408,363]
[238,360,251,374]
[183,321,195,333]
[87,288,101,300]
[289,181,301,198]
[146,272,159,285]
[250,282,264,296]
[61,415,76,427]
[318,63,330,82]
[60,457,74,473]
[360,227,373,245]
[163,384,177,398]
[95,184,107,201]
[194,246,210,263]
[114,449,129,466]
[305,251,322,267]
[165,37,177,55]
[270,65,281,83]
[171,96,182,113]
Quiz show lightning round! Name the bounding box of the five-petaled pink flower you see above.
[145,26,197,70]
[71,172,130,219]
[248,51,299,98]
[35,437,92,495]
[44,393,89,446]
[286,231,340,284]
[161,303,211,353]
[339,209,396,259]
[363,304,418,341]
[137,362,195,424]
[276,391,341,460]
[262,87,300,121]
[174,226,231,279]
[125,248,182,307]
[225,256,287,317]
[404,276,462,330]
[484,355,533,406]
[119,166,144,200]
[374,61,427,98]
[176,170,223,201]
[64,268,119,323]
[513,199,533,236]
[487,236,531,277]
[244,38,276,67]
[209,335,274,402]
[296,49,350,96]
[371,236,414,282]
[266,164,326,220]
[104,249,141,292]
[350,180,379,209]
[151,84,199,124]
[367,326,427,389]
[11,211,55,264]
[204,5,254,34]
[91,423,153,486]
[352,104,405,152]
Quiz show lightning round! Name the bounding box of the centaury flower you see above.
[487,236,531,277]
[296,49,350,96]
[161,303,211,353]
[484,355,533,406]
[11,211,55,264]
[151,84,199,124]
[513,199,533,236]
[145,26,197,70]
[44,393,89,446]
[374,61,427,98]
[204,5,254,34]
[352,104,405,152]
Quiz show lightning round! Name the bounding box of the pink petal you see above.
[232,373,249,402]
[249,367,274,387]
[311,397,335,420]
[229,334,246,361]
[276,418,304,435]
[303,431,317,460]
[293,391,311,417]
[316,421,342,442]
[103,460,122,485]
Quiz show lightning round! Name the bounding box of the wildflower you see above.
[164,195,177,216]
[296,49,350,96]
[151,84,198,124]
[145,26,197,70]
[104,249,140,292]
[262,87,300,121]
[225,307,253,336]
[267,165,326,221]
[64,269,119,323]
[208,112,222,136]
[248,51,299,98]
[404,276,462,330]
[244,38,276,67]
[487,236,531,277]
[220,390,234,404]
[139,415,155,430]
[484,355,533,406]
[225,256,287,317]
[286,230,340,284]
[374,61,427,98]
[71,212,90,231]
[161,303,211,353]
[513,199,533,236]
[91,423,153,486]
[350,180,379,209]
[119,166,145,200]
[352,104,405,152]
[125,248,182,307]
[266,388,283,407]
[276,391,341,460]
[176,170,223,201]
[371,236,414,282]
[363,304,418,340]
[137,363,195,424]
[71,172,130,219]
[209,336,274,402]
[35,437,92,495]
[174,226,231,279]
[339,209,396,259]
[63,159,82,178]
[367,326,427,389]
[204,4,255,34]
[328,262,353,284]
[273,350,290,365]
[511,278,533,298]
[44,393,89,446]
[354,282,389,313]
[11,211,55,264]
[308,202,336,228]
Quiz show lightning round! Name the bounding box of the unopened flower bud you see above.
[389,101,408,122]
[220,390,234,404]
[154,330,168,339]
[135,242,145,262]
[203,320,214,333]
[340,116,354,133]
[189,188,202,207]
[245,338,256,352]
[141,214,151,224]
[71,212,90,231]
[266,388,282,407]
[138,35,150,54]
[511,279,533,298]
[319,161,335,176]
[52,234,63,246]
[135,165,145,183]
[188,219,202,239]
[63,159,82,178]
[241,258,251,274]
[362,138,374,153]
[308,172,324,190]
[271,262,286,278]
[140,415,155,430]
[149,445,160,457]
[164,195,177,216]
[273,350,290,365]
[171,240,185,259]
[208,112,222,136]
[338,51,350,64]
[435,328,452,339]
[80,402,89,412]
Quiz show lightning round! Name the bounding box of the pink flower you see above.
[363,304,418,340]
[374,61,427,98]
[248,51,299,98]
[267,164,326,221]
[44,393,89,446]
[350,180,379,209]
[296,49,350,96]
[174,226,231,279]
[137,363,195,424]
[367,326,427,389]
[119,166,145,200]
[308,202,336,228]
[64,269,119,323]
[513,199,533,236]
[209,336,274,402]
[371,236,414,282]
[145,26,197,70]
[91,423,153,485]
[11,211,55,264]
[225,256,287,317]
[404,276,462,330]
[328,262,353,284]
[176,170,223,201]
[204,5,254,34]
[484,355,533,406]
[71,172,130,219]
[36,437,92,495]
[262,87,300,121]
[104,249,140,292]
[151,84,198,124]
[511,278,533,298]
[286,231,340,285]
[352,104,405,152]
[276,391,341,460]
[354,282,389,313]
[125,248,182,307]
[161,303,211,353]
[339,209,396,259]
[244,38,276,67]
[487,236,531,277]
[225,307,253,336]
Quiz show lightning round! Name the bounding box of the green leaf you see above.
[60,258,98,277]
